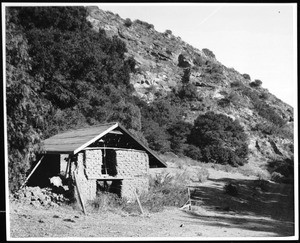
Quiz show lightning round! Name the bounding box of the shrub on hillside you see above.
[177,83,199,101]
[224,183,239,196]
[167,121,193,155]
[217,97,231,107]
[134,19,154,29]
[124,18,132,27]
[259,92,269,100]
[188,112,248,166]
[254,101,285,126]
[230,81,243,88]
[250,79,263,88]
[183,144,202,161]
[202,48,215,58]
[270,171,284,183]
[242,73,251,80]
[193,54,205,66]
[164,29,172,35]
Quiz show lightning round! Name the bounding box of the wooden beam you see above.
[65,157,71,179]
[134,189,144,215]
[73,172,86,215]
[82,147,145,152]
[20,156,44,190]
[108,130,123,135]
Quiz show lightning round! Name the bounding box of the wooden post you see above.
[65,157,71,178]
[73,172,86,215]
[187,187,192,211]
[20,156,44,190]
[134,189,144,215]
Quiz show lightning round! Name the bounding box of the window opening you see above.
[99,139,108,175]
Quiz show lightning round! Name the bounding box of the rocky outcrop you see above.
[85,6,294,167]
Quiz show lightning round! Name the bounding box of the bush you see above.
[164,29,172,35]
[177,83,199,100]
[259,92,269,100]
[124,18,132,27]
[250,79,262,87]
[90,192,126,212]
[242,73,251,80]
[224,183,238,196]
[230,81,243,88]
[188,112,248,166]
[217,98,231,107]
[193,54,205,66]
[270,172,284,183]
[202,146,247,166]
[202,48,215,58]
[134,19,154,29]
[253,101,285,126]
[141,173,188,211]
[183,144,202,161]
[195,167,210,182]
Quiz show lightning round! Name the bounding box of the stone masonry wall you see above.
[72,149,150,203]
[73,152,97,203]
[121,177,149,202]
[116,150,149,177]
[84,149,103,179]
[116,150,149,201]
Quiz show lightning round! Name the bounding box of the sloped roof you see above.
[42,122,166,167]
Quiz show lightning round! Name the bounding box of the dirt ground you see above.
[8,168,296,240]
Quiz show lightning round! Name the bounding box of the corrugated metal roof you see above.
[42,122,167,167]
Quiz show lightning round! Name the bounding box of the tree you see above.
[188,112,248,166]
[142,120,170,153]
[6,6,137,191]
[167,121,193,154]
[6,9,50,191]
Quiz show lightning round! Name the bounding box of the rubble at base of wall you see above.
[13,186,69,208]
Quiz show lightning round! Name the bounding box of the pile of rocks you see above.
[14,186,70,207]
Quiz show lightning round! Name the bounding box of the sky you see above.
[96,3,297,107]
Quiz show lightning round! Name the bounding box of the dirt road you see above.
[8,169,295,239]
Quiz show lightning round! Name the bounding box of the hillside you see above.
[86,6,294,171]
[6,6,294,192]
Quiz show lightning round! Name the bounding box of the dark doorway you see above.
[28,154,60,187]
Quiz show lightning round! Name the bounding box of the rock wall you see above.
[116,150,149,200]
[73,152,97,203]
[121,177,149,202]
[71,149,150,203]
[84,149,103,179]
[116,150,149,177]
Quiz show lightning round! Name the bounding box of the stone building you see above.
[28,123,166,203]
